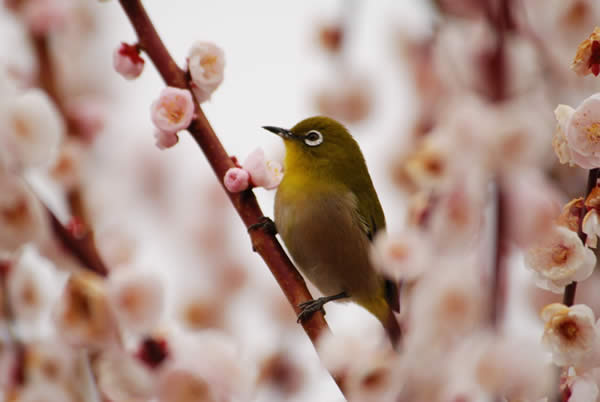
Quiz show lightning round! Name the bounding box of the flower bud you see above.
[113,42,145,80]
[223,167,250,193]
[154,129,179,150]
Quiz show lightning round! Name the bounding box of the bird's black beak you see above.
[262,126,295,140]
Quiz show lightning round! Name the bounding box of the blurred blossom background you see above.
[3,0,600,401]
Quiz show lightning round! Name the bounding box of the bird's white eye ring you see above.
[304,130,323,147]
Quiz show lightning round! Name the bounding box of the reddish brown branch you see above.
[30,30,109,279]
[490,181,507,328]
[45,205,109,277]
[117,0,334,360]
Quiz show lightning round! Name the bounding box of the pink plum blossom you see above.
[113,42,145,80]
[150,87,195,132]
[242,148,283,190]
[554,95,600,169]
[223,167,250,193]
[187,41,225,103]
[154,129,179,150]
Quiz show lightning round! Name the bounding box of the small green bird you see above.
[263,116,401,347]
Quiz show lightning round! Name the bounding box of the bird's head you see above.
[263,116,364,173]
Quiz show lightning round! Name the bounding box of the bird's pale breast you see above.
[274,185,383,302]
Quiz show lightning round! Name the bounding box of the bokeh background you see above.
[3,0,600,401]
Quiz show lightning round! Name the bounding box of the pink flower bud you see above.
[113,42,145,80]
[154,129,179,150]
[223,167,250,193]
[150,87,194,132]
[242,148,283,190]
[187,41,225,103]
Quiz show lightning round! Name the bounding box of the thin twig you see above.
[45,205,109,277]
[116,0,340,388]
[490,180,507,328]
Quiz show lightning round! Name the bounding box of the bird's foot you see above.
[296,292,349,323]
[248,216,277,235]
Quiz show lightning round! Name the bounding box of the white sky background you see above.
[0,0,544,400]
[104,0,430,226]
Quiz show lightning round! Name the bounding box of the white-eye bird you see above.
[263,116,401,347]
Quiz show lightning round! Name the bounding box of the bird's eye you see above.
[304,130,323,147]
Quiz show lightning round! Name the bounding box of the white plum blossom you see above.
[0,89,65,171]
[370,230,429,281]
[524,225,596,294]
[150,87,195,133]
[98,349,157,402]
[0,173,46,254]
[26,340,76,385]
[408,260,485,348]
[187,41,225,103]
[8,248,55,321]
[107,268,165,334]
[474,335,553,401]
[53,272,120,349]
[158,331,254,402]
[242,148,283,190]
[553,94,600,169]
[541,303,599,367]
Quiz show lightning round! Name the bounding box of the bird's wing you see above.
[350,186,385,241]
[349,190,399,312]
